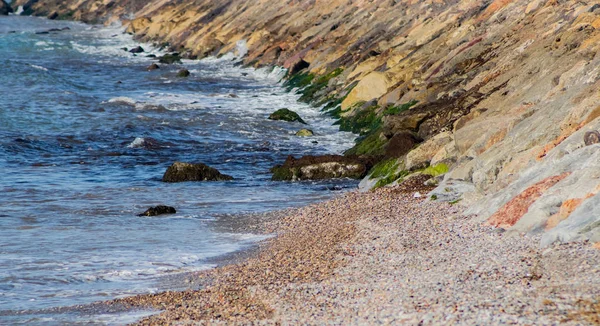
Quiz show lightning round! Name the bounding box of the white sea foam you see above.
[29,64,48,71]
[15,6,24,15]
[236,39,248,58]
[127,137,145,148]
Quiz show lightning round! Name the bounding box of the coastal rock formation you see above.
[0,0,12,15]
[162,162,233,183]
[271,155,371,181]
[137,205,176,217]
[18,0,600,244]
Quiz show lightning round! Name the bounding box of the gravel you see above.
[106,187,600,325]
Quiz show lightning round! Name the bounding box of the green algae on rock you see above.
[295,129,314,137]
[268,109,306,124]
[271,155,372,181]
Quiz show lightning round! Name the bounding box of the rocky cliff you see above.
[15,0,600,246]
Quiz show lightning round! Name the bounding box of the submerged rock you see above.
[147,63,160,71]
[162,162,233,182]
[177,69,190,77]
[138,205,176,217]
[271,155,374,181]
[268,109,306,124]
[158,53,182,64]
[295,129,314,137]
[129,46,145,53]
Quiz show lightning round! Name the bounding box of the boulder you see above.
[138,205,176,217]
[177,69,190,77]
[158,53,182,64]
[129,46,145,53]
[405,131,453,170]
[341,72,391,112]
[271,155,374,181]
[126,17,152,34]
[268,109,306,124]
[147,63,160,71]
[295,129,314,136]
[0,0,12,15]
[162,162,233,182]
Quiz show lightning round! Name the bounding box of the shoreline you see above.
[101,185,600,325]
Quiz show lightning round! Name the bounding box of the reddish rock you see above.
[487,173,570,228]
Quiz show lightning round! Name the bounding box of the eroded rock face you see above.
[162,162,233,182]
[486,173,570,229]
[271,155,373,181]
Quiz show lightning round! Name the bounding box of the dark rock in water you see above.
[0,0,13,15]
[121,47,128,52]
[146,54,157,58]
[177,69,190,77]
[129,46,145,53]
[162,162,234,182]
[147,63,160,71]
[47,12,58,20]
[228,93,238,98]
[271,155,376,181]
[584,130,600,146]
[268,108,306,124]
[158,53,182,64]
[138,205,176,217]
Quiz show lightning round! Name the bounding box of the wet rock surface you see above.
[162,162,233,182]
[146,63,159,71]
[176,69,190,77]
[137,205,176,217]
[271,155,375,181]
[268,109,306,124]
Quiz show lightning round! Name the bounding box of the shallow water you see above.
[0,16,356,324]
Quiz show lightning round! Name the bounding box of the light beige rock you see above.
[341,72,391,113]
[405,132,453,170]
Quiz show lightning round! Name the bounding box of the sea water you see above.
[0,16,356,324]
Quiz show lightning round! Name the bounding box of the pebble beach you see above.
[107,185,600,325]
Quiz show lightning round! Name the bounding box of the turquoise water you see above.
[0,16,355,324]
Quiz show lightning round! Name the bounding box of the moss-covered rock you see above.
[177,69,190,77]
[158,53,182,64]
[162,162,233,182]
[268,109,306,124]
[271,155,375,181]
[295,129,314,137]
